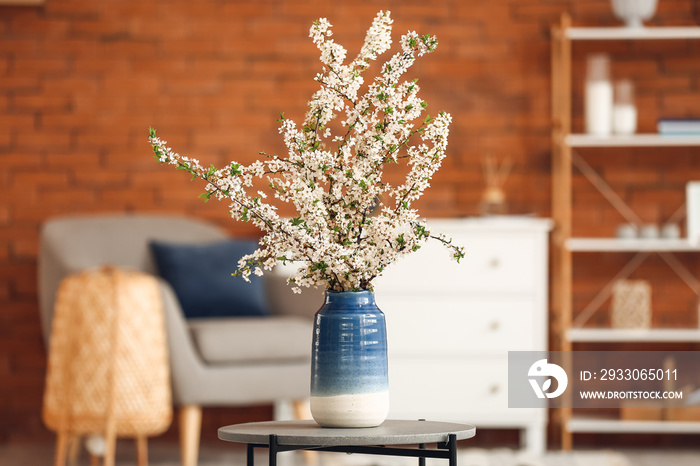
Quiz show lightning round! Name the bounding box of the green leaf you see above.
[414,224,428,239]
[310,261,329,272]
[396,233,406,248]
[152,147,164,161]
[230,162,242,176]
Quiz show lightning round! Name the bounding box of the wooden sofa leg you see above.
[292,400,317,466]
[292,399,311,420]
[180,405,202,466]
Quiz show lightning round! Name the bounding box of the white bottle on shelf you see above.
[613,79,637,135]
[585,54,613,136]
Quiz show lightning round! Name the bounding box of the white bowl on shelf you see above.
[611,0,658,28]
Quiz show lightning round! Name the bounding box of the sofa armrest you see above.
[157,278,212,404]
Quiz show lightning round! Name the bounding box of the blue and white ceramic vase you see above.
[310,290,389,428]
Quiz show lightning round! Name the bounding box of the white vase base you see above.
[310,391,390,428]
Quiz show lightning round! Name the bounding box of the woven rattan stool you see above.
[42,266,172,466]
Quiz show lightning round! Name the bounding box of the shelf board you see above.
[566,27,700,40]
[0,0,44,4]
[568,417,700,433]
[567,237,700,252]
[568,328,700,342]
[566,133,700,147]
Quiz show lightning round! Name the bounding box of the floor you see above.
[1,441,699,466]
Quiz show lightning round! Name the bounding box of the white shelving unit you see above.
[551,14,700,449]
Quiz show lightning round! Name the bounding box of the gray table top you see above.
[218,420,476,446]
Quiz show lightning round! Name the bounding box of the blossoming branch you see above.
[149,10,464,293]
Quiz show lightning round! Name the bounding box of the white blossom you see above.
[148,11,463,292]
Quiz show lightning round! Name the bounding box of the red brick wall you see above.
[1,0,700,445]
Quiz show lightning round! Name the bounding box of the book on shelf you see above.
[658,118,700,135]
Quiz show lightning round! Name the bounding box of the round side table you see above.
[219,419,476,466]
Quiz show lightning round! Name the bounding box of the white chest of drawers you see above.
[373,217,553,454]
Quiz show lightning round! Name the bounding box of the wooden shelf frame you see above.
[550,14,700,450]
[551,13,574,450]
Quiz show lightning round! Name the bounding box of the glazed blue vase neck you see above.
[322,290,376,309]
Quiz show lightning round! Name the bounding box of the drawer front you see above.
[374,232,541,295]
[378,297,539,354]
[388,357,509,417]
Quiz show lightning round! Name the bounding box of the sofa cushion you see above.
[188,316,311,364]
[150,239,268,319]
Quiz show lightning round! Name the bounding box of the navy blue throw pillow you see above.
[150,239,269,319]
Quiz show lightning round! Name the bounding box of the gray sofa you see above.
[38,214,323,466]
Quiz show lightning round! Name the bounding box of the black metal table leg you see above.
[448,434,457,466]
[418,442,426,466]
[247,443,254,466]
[418,419,426,466]
[269,435,278,466]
